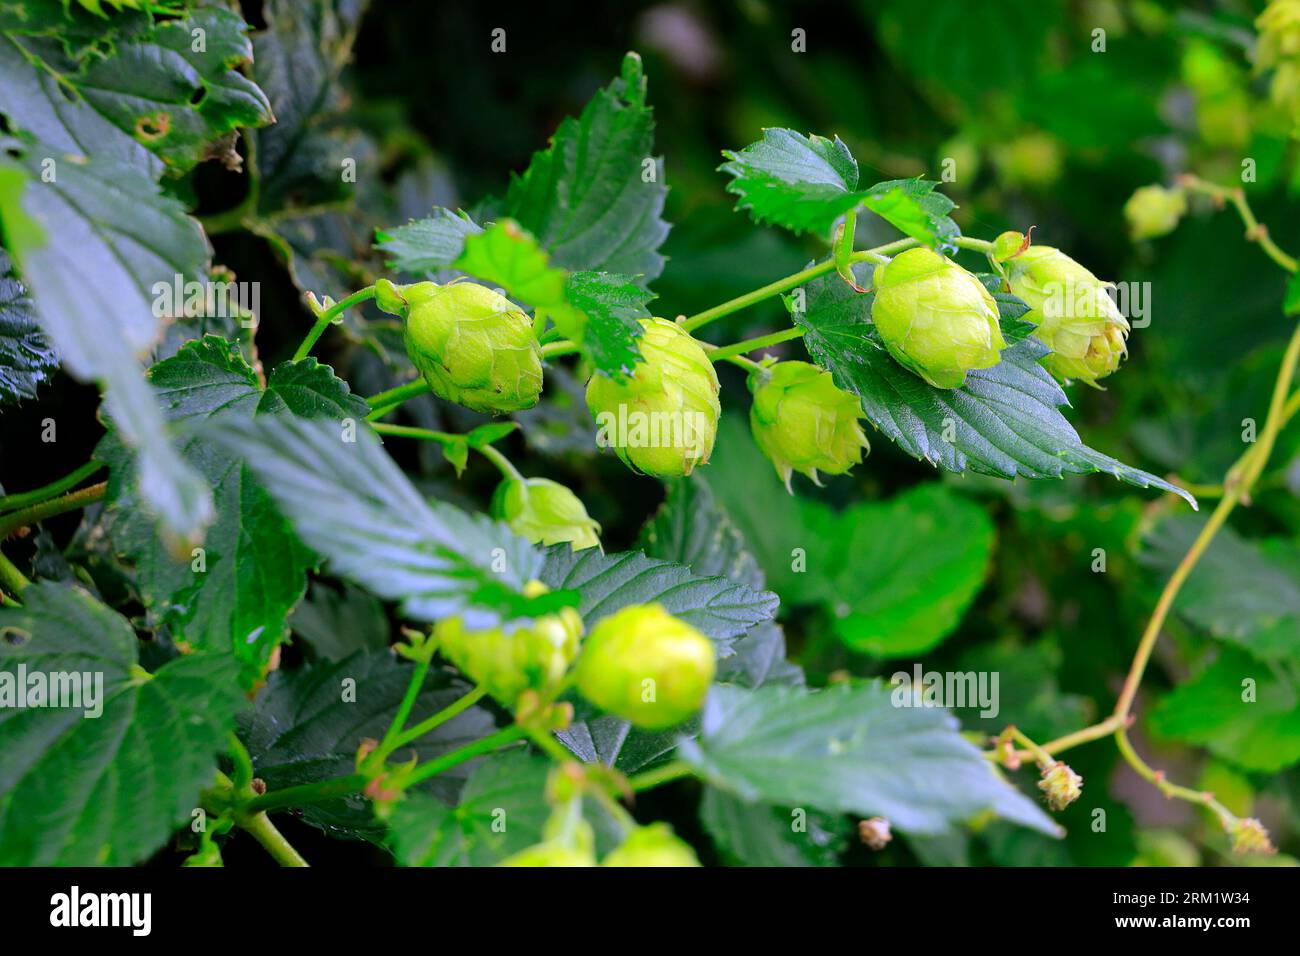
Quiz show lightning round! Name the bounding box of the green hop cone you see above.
[870,247,1007,389]
[602,824,701,867]
[375,278,543,414]
[748,360,870,491]
[433,581,582,708]
[500,805,598,867]
[574,603,715,730]
[993,231,1130,386]
[586,318,720,477]
[491,477,601,551]
[1124,185,1186,241]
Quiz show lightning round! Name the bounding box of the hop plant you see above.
[992,231,1130,386]
[375,278,543,414]
[586,318,720,477]
[871,247,1007,389]
[574,603,715,729]
[1037,760,1083,811]
[748,360,870,491]
[491,477,601,551]
[602,824,701,867]
[433,582,582,708]
[1124,185,1186,241]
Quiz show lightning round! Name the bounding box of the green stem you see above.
[377,658,431,757]
[371,422,460,445]
[293,287,377,362]
[526,727,575,764]
[953,236,995,254]
[385,685,490,755]
[364,380,432,420]
[1179,175,1300,273]
[541,340,580,359]
[834,210,858,284]
[400,725,527,790]
[237,811,309,867]
[0,482,107,540]
[240,773,369,816]
[0,461,104,513]
[0,548,30,597]
[477,443,524,482]
[625,759,695,792]
[707,326,805,363]
[228,734,255,792]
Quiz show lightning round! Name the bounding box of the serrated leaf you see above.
[207,414,550,624]
[716,622,805,689]
[0,143,214,545]
[699,787,842,866]
[0,248,57,406]
[539,545,778,654]
[504,51,668,282]
[387,751,551,865]
[0,582,245,865]
[719,129,958,246]
[454,219,647,378]
[250,0,365,211]
[239,650,498,839]
[680,682,1061,837]
[719,129,863,237]
[860,177,959,250]
[376,208,484,273]
[288,581,390,661]
[1141,516,1300,661]
[791,264,1197,506]
[99,337,368,674]
[637,475,765,589]
[1149,648,1300,773]
[0,3,273,177]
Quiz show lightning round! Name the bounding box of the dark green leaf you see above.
[289,581,390,661]
[239,650,497,838]
[791,265,1197,506]
[0,582,244,865]
[680,682,1061,836]
[504,52,668,282]
[637,475,765,590]
[0,249,56,405]
[387,751,551,865]
[700,788,842,866]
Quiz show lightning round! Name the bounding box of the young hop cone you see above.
[602,824,701,867]
[374,278,543,414]
[586,317,720,478]
[992,231,1130,386]
[491,477,601,551]
[1124,185,1186,241]
[870,247,1007,389]
[433,581,582,708]
[748,360,870,491]
[574,603,715,730]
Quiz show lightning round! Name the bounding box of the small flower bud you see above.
[491,477,601,551]
[1124,185,1186,241]
[602,824,701,867]
[376,279,543,414]
[1227,816,1276,856]
[993,232,1130,386]
[748,360,870,492]
[857,817,892,851]
[1037,760,1083,811]
[434,581,582,708]
[586,318,720,477]
[574,603,715,730]
[870,247,1008,389]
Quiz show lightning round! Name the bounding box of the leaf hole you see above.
[1,626,32,648]
[135,111,171,141]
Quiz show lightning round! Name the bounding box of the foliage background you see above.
[1,0,1298,867]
